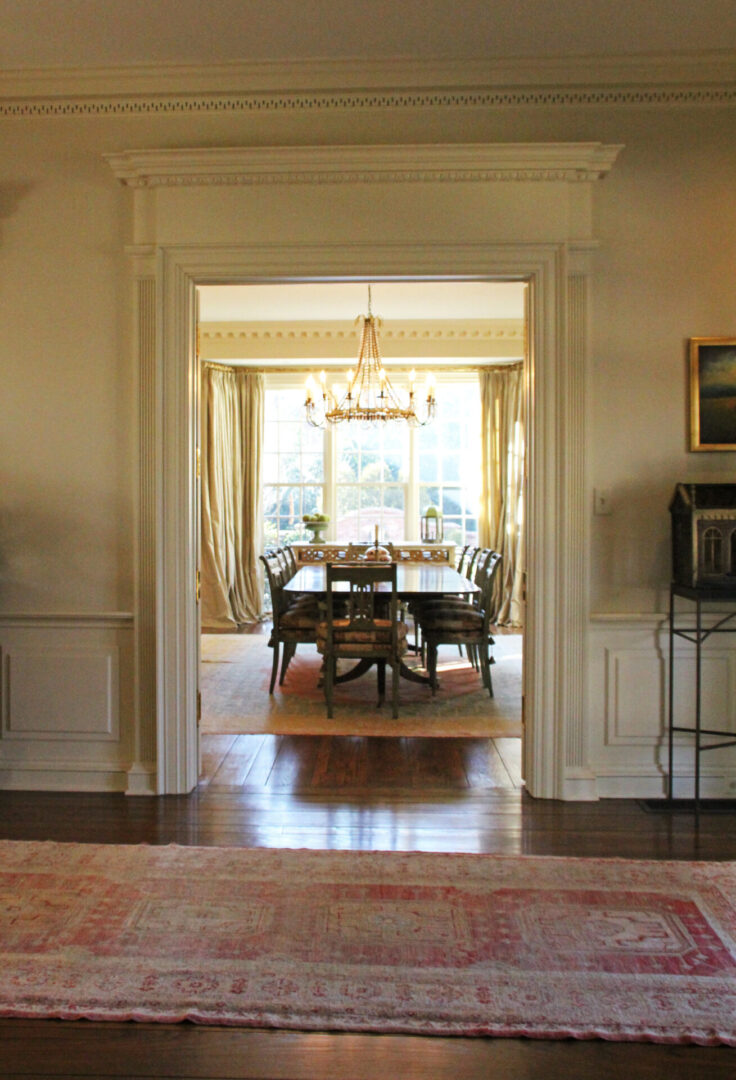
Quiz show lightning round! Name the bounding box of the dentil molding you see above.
[106,143,624,188]
[200,319,524,343]
[3,52,736,116]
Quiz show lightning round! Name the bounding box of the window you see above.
[262,373,482,546]
[335,421,409,542]
[417,382,481,546]
[263,387,324,547]
[703,526,723,574]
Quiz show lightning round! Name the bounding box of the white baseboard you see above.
[0,759,129,792]
[126,761,158,796]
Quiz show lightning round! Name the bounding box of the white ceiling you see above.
[198,282,526,323]
[1,0,734,70]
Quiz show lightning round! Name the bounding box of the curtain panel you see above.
[479,364,525,626]
[201,364,264,630]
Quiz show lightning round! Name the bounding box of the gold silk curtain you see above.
[200,364,264,630]
[479,363,525,626]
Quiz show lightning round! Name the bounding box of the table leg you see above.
[333,658,374,684]
[330,657,431,687]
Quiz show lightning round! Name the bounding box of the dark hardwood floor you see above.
[1,733,735,1079]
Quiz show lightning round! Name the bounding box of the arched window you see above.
[703,526,723,574]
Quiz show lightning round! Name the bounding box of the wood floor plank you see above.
[255,734,309,790]
[207,734,272,787]
[198,733,238,785]
[363,736,413,789]
[1,1020,734,1080]
[492,736,523,786]
[460,738,517,789]
[315,735,370,788]
[406,736,469,789]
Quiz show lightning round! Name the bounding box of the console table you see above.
[292,542,455,565]
[667,583,736,811]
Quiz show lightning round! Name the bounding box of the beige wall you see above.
[2,103,735,614]
[2,78,736,794]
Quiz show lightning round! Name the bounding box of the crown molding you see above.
[199,318,525,361]
[106,143,623,188]
[201,318,524,341]
[2,51,736,116]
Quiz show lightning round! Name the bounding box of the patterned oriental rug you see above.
[200,634,522,737]
[2,841,736,1044]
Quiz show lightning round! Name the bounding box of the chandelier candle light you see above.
[305,287,437,427]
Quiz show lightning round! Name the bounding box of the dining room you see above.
[197,279,525,794]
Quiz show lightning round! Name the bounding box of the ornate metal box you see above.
[670,482,736,588]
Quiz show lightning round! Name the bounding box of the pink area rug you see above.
[200,635,522,737]
[2,840,736,1044]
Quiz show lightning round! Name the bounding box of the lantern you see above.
[421,506,443,543]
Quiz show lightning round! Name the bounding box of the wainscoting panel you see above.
[590,615,736,799]
[3,646,118,740]
[605,646,665,744]
[0,614,135,791]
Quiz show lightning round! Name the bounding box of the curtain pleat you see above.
[479,364,525,626]
[200,365,264,630]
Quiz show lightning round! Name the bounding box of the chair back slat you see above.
[482,550,503,620]
[464,546,481,579]
[326,563,398,629]
[456,544,471,573]
[281,545,297,577]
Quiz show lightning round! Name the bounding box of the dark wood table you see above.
[284,563,478,686]
[285,563,478,601]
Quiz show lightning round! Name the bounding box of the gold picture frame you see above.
[690,337,736,451]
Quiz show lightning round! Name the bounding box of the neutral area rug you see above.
[2,840,736,1044]
[200,633,522,737]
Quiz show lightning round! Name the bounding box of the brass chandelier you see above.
[304,287,436,428]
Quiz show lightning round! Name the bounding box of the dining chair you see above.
[461,548,493,668]
[410,547,490,666]
[417,551,503,697]
[316,562,408,719]
[456,544,471,574]
[259,553,320,693]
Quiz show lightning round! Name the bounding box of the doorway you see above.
[110,140,615,800]
[151,240,585,801]
[196,279,525,778]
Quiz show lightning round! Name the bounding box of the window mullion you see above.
[324,422,336,541]
[406,423,418,541]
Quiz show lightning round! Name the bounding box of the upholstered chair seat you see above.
[280,604,320,630]
[317,617,408,656]
[418,608,483,632]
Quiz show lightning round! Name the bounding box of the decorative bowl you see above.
[303,518,330,544]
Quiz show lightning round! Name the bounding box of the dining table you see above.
[284,562,479,686]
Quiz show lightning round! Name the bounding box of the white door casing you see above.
[109,143,622,797]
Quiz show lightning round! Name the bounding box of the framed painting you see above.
[690,337,736,451]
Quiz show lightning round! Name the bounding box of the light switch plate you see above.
[594,488,613,515]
